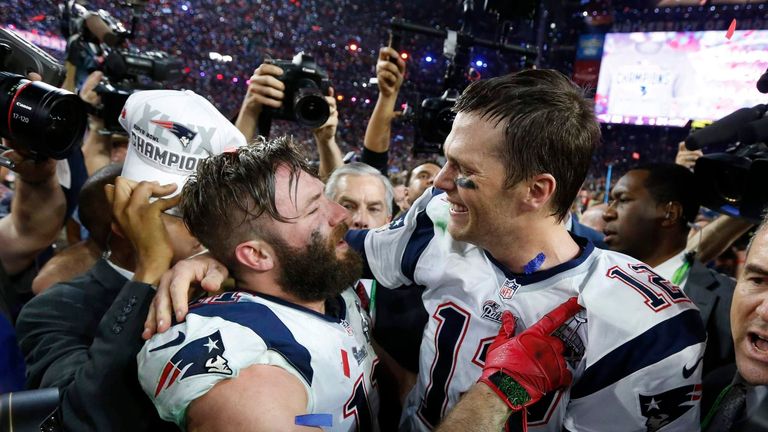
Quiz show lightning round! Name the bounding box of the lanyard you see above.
[671,258,692,286]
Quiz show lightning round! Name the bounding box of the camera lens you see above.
[0,72,87,159]
[292,79,329,128]
[713,165,747,205]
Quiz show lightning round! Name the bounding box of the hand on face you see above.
[105,177,179,284]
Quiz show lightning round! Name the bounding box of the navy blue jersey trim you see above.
[189,302,314,384]
[401,208,436,282]
[345,229,373,280]
[345,229,368,254]
[248,291,347,322]
[570,309,706,399]
[484,234,594,285]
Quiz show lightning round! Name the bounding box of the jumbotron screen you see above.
[595,31,768,126]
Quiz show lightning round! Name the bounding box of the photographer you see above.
[0,145,65,322]
[0,129,65,392]
[16,89,245,431]
[673,142,755,267]
[235,62,342,180]
[78,71,128,175]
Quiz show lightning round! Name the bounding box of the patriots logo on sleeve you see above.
[639,384,701,432]
[150,120,198,148]
[154,330,232,397]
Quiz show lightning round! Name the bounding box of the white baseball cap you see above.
[118,89,246,196]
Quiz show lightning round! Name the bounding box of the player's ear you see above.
[524,173,557,212]
[660,201,684,228]
[234,240,275,272]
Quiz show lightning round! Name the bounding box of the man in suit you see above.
[567,211,607,248]
[15,90,246,431]
[602,163,735,375]
[701,213,768,431]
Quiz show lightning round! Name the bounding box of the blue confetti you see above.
[295,414,333,427]
[523,252,546,274]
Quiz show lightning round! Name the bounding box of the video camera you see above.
[0,28,87,164]
[413,89,459,153]
[685,102,768,221]
[95,48,182,133]
[387,2,536,155]
[61,1,182,134]
[259,52,331,136]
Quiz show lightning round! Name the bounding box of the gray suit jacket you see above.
[684,259,736,376]
[16,259,178,432]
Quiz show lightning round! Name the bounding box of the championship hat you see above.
[118,89,246,195]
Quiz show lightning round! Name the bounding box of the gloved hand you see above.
[479,297,582,413]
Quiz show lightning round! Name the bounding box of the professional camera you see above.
[0,28,87,161]
[94,48,182,133]
[102,48,182,83]
[685,103,768,221]
[264,52,331,128]
[413,89,459,154]
[60,1,181,134]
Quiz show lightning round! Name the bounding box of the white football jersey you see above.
[346,188,706,432]
[137,289,379,431]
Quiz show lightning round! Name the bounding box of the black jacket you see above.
[684,259,736,376]
[16,259,178,432]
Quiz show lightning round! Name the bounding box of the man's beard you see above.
[270,224,362,302]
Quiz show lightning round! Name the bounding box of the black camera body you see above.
[264,53,331,128]
[58,1,181,135]
[93,79,132,134]
[103,48,183,83]
[92,49,182,134]
[693,148,768,221]
[0,28,66,87]
[0,29,86,161]
[686,104,768,221]
[413,89,459,154]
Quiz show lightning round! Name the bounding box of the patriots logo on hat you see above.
[150,120,198,148]
[153,330,232,397]
[639,384,701,432]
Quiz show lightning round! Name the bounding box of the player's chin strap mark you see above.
[524,253,546,274]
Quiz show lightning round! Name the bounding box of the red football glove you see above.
[479,297,582,414]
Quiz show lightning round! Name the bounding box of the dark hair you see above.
[180,136,312,268]
[746,210,768,257]
[404,160,442,187]
[79,163,123,249]
[633,163,700,229]
[453,69,600,222]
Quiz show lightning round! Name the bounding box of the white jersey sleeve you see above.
[561,255,707,431]
[138,290,380,432]
[358,187,444,289]
[137,298,314,426]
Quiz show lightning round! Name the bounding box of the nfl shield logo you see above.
[499,279,521,300]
